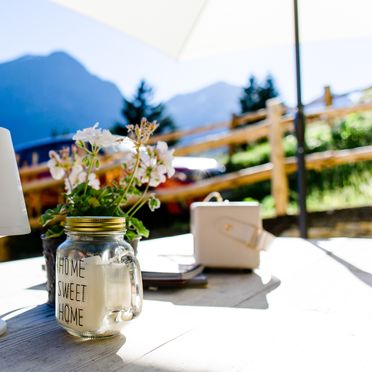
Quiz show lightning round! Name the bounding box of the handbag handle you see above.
[203,191,224,202]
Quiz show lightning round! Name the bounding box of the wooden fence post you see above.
[324,85,333,107]
[228,113,239,160]
[267,99,288,216]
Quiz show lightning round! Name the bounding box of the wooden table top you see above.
[1,235,372,371]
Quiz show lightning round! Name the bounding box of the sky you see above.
[1,0,372,106]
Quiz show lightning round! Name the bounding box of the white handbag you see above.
[191,196,274,269]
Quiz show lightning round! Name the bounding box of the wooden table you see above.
[1,235,372,371]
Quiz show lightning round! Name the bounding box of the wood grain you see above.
[1,236,372,371]
[268,99,288,215]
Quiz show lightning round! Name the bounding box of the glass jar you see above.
[55,216,143,338]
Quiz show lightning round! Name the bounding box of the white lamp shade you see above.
[0,127,31,236]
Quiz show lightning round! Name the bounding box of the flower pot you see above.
[129,237,141,256]
[41,234,66,306]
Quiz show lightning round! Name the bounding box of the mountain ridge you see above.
[0,51,242,146]
[0,51,123,145]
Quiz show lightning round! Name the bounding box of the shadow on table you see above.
[27,282,46,290]
[0,303,127,371]
[310,240,372,288]
[26,274,281,310]
[144,270,281,309]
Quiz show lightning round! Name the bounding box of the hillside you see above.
[0,52,123,145]
[166,82,241,129]
[0,52,243,146]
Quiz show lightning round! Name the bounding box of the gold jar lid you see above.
[65,216,126,233]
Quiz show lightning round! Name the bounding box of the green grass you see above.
[234,112,372,215]
[226,121,337,171]
[255,167,372,218]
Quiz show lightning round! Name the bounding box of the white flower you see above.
[64,179,72,194]
[136,149,168,187]
[110,137,135,153]
[73,123,99,144]
[49,150,60,161]
[122,146,148,180]
[156,141,175,178]
[96,130,118,147]
[48,151,65,180]
[70,164,83,184]
[77,172,86,185]
[136,166,166,187]
[64,164,83,194]
[76,168,100,190]
[121,148,138,173]
[134,150,150,182]
[148,165,167,187]
[48,159,65,180]
[77,172,100,189]
[64,164,100,194]
[73,123,119,148]
[87,173,100,190]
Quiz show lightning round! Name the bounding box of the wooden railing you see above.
[171,102,372,156]
[157,100,372,214]
[148,109,268,145]
[19,99,372,227]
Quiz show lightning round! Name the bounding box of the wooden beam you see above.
[156,163,273,203]
[149,119,230,144]
[148,110,267,144]
[235,109,267,125]
[154,145,372,203]
[174,119,269,156]
[302,102,372,124]
[324,85,333,107]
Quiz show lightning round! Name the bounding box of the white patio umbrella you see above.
[52,0,372,237]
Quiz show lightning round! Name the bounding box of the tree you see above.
[240,74,279,114]
[112,80,177,139]
[259,74,279,105]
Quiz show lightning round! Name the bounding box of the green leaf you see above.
[148,195,161,212]
[127,217,149,238]
[40,205,65,227]
[124,229,137,242]
[88,197,100,208]
[45,224,65,238]
[127,186,141,196]
[76,140,85,149]
[82,156,90,167]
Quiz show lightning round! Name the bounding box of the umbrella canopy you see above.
[53,0,371,60]
[52,0,372,237]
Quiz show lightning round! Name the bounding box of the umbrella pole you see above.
[293,0,308,238]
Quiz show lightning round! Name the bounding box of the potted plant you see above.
[40,118,174,305]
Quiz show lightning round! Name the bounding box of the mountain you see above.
[0,52,243,147]
[165,82,241,130]
[0,52,123,145]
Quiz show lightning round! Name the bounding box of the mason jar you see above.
[55,216,143,338]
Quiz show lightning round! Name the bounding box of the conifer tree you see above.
[113,80,177,138]
[240,74,279,114]
[259,74,279,106]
